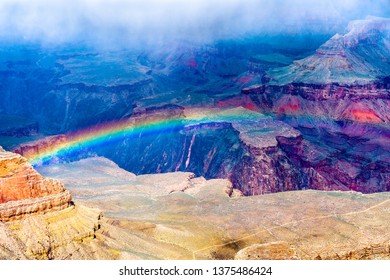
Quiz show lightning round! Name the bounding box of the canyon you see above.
[3,152,390,260]
[0,16,389,260]
[0,146,71,222]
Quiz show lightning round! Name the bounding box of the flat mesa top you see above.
[235,121,300,149]
[183,107,301,149]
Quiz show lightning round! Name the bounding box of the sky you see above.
[0,0,388,47]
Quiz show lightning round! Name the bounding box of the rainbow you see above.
[27,107,264,166]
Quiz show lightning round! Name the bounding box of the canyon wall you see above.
[0,147,72,221]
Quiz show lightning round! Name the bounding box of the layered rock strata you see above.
[13,135,67,163]
[194,108,303,195]
[0,147,71,221]
[231,17,390,193]
[37,157,390,260]
[241,82,389,123]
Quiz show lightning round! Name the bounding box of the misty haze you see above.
[0,0,389,262]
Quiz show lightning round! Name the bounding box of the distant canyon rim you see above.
[0,16,389,260]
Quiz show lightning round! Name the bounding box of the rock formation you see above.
[235,241,298,260]
[36,157,390,260]
[2,17,389,198]
[226,110,301,195]
[233,17,390,193]
[0,147,71,221]
[268,17,390,85]
[13,135,67,163]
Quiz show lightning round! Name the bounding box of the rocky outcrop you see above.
[317,243,390,260]
[242,82,390,123]
[36,157,390,260]
[0,190,71,223]
[276,131,390,193]
[268,17,390,85]
[0,204,107,260]
[235,241,298,260]
[0,147,72,221]
[233,17,390,194]
[13,135,67,163]
[224,109,302,195]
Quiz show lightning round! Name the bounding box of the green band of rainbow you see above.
[28,107,263,165]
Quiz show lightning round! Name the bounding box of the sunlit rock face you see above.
[36,157,390,260]
[0,147,72,222]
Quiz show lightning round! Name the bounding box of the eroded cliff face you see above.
[0,147,71,221]
[226,112,302,195]
[228,17,390,193]
[241,82,390,123]
[36,157,390,260]
[4,18,389,197]
[14,107,304,196]
[2,152,390,260]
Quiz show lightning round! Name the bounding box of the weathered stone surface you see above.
[0,191,72,222]
[268,17,390,85]
[208,108,302,195]
[0,205,107,260]
[36,157,390,260]
[235,241,298,260]
[0,147,72,221]
[13,135,67,163]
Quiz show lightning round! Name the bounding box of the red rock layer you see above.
[13,134,67,161]
[0,147,72,221]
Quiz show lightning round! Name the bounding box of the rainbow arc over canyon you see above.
[20,105,387,166]
[26,107,263,166]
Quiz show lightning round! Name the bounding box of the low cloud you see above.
[0,0,388,47]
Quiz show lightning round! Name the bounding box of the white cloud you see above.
[0,0,388,46]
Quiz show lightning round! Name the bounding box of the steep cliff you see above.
[0,147,72,221]
[15,107,303,196]
[268,17,390,85]
[232,17,390,193]
[242,82,389,123]
[37,157,390,260]
[218,108,302,195]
